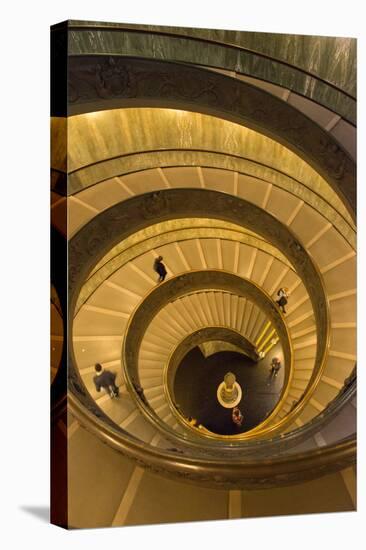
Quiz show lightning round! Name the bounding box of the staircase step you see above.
[143,385,164,398]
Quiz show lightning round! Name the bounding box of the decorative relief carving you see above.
[318,137,348,180]
[159,69,218,105]
[124,271,291,393]
[69,393,356,488]
[68,189,330,448]
[65,188,353,485]
[95,57,134,98]
[69,188,328,377]
[67,56,356,216]
[141,191,169,219]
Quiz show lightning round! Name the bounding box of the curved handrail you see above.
[67,188,351,478]
[66,24,356,124]
[123,272,292,440]
[65,151,355,245]
[68,357,355,456]
[77,221,295,313]
[58,28,358,486]
[163,326,276,435]
[68,388,355,489]
[68,189,333,443]
[66,57,356,217]
[69,189,330,418]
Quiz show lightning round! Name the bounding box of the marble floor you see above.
[174,343,284,435]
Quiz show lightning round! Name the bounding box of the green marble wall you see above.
[67,20,356,124]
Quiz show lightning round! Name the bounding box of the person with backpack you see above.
[93,363,119,398]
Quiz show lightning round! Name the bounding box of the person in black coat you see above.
[275,287,289,314]
[270,357,281,377]
[132,379,148,405]
[153,255,167,283]
[93,363,119,398]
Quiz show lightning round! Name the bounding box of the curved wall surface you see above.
[50,20,357,529]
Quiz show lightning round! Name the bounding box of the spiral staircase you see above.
[51,21,356,529]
